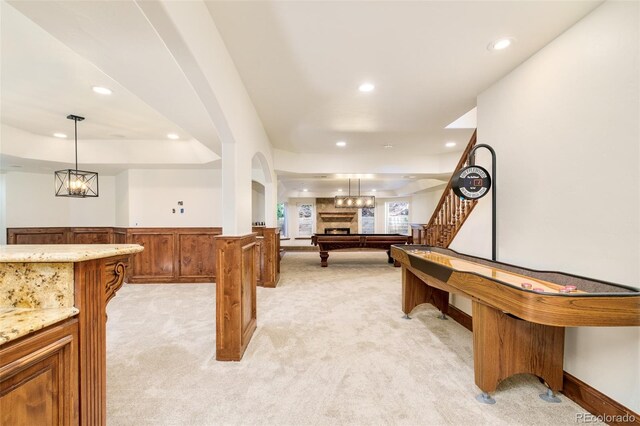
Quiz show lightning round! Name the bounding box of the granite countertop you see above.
[0,307,79,345]
[0,244,144,262]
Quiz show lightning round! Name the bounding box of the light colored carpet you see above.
[106,251,599,425]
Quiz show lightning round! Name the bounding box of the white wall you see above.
[5,171,116,228]
[2,169,224,230]
[114,170,130,227]
[251,180,265,223]
[0,173,6,244]
[141,2,277,233]
[127,169,222,227]
[410,188,445,224]
[451,1,639,411]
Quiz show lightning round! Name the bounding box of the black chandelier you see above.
[54,114,99,198]
[334,179,375,208]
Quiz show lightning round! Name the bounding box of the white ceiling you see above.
[1,0,602,194]
[0,2,191,141]
[207,1,601,155]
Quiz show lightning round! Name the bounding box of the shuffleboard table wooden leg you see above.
[472,300,564,397]
[402,268,449,316]
[320,251,329,267]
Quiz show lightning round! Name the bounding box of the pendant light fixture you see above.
[334,179,375,208]
[54,114,99,197]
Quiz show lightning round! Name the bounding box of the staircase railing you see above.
[424,129,478,247]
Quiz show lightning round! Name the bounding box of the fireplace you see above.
[324,228,351,235]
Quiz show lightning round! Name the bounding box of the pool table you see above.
[311,234,413,267]
[390,244,640,404]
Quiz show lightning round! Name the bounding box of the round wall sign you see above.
[451,166,492,200]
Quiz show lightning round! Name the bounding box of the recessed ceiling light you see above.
[336,141,347,147]
[488,37,514,51]
[53,133,67,138]
[383,144,393,149]
[371,189,377,192]
[338,189,343,192]
[167,133,180,140]
[358,82,375,92]
[445,141,457,147]
[303,188,308,192]
[92,86,112,95]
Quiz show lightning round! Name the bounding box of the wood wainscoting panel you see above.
[0,319,79,426]
[70,228,113,245]
[7,227,69,245]
[112,228,127,244]
[215,233,257,361]
[177,230,218,283]
[127,232,175,282]
[7,226,223,284]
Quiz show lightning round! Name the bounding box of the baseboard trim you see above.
[448,304,472,331]
[562,372,640,426]
[446,303,639,424]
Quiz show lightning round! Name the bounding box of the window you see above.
[361,207,375,234]
[297,203,314,236]
[276,203,287,237]
[385,202,409,234]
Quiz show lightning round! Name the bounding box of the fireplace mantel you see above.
[318,212,356,222]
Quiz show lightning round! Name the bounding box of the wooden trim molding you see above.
[447,304,473,332]
[446,303,639,424]
[563,372,640,426]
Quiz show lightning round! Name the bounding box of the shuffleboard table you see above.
[390,244,640,404]
[311,234,413,267]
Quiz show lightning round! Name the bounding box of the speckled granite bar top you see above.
[0,244,143,344]
[0,263,74,309]
[0,307,79,345]
[0,244,143,263]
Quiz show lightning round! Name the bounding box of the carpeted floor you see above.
[106,251,599,425]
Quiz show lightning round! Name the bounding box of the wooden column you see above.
[215,234,258,361]
[472,300,565,394]
[74,255,129,426]
[255,237,264,285]
[259,227,280,288]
